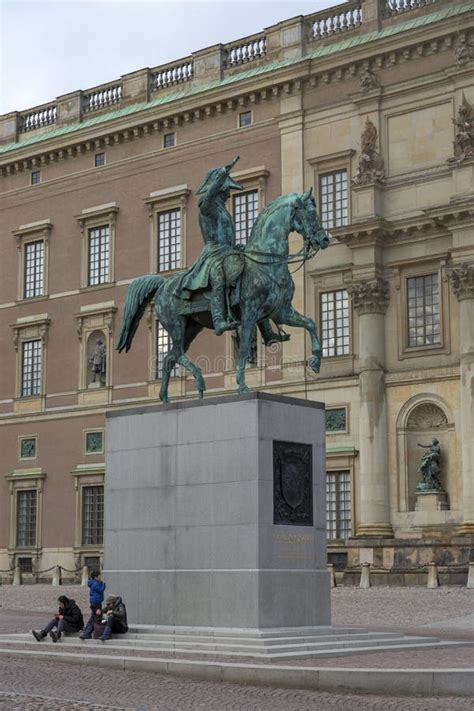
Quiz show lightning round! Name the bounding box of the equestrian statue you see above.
[117,156,329,402]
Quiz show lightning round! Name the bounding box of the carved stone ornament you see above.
[359,69,378,92]
[347,278,389,315]
[454,36,474,66]
[273,440,313,526]
[447,262,474,301]
[352,117,385,185]
[325,408,346,432]
[407,403,448,431]
[450,94,474,163]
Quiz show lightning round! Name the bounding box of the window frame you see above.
[163,132,176,148]
[238,110,252,128]
[157,208,182,273]
[20,339,42,398]
[81,484,104,546]
[6,468,46,562]
[318,170,349,231]
[30,170,41,186]
[233,189,259,246]
[75,203,118,290]
[326,469,352,542]
[319,289,351,359]
[23,239,45,300]
[94,152,106,168]
[87,224,110,287]
[393,262,450,360]
[13,219,51,302]
[70,464,105,562]
[308,150,354,237]
[144,185,190,275]
[11,315,50,409]
[406,272,441,349]
[16,489,38,548]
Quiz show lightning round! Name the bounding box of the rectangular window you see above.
[157,322,178,378]
[326,471,351,540]
[82,485,104,545]
[158,209,181,271]
[319,170,348,229]
[21,340,42,397]
[94,152,106,167]
[16,490,37,547]
[18,557,33,573]
[163,133,175,148]
[24,240,44,299]
[239,111,252,128]
[88,225,110,286]
[321,290,350,358]
[31,171,41,185]
[233,190,259,245]
[407,274,440,347]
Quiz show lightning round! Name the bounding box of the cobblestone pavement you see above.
[0,657,472,711]
[0,585,472,709]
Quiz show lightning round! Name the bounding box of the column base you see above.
[458,521,474,535]
[356,523,394,538]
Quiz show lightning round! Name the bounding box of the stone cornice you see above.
[0,6,472,174]
[347,277,390,314]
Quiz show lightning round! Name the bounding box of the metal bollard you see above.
[81,566,89,586]
[51,565,61,586]
[359,562,371,589]
[12,565,22,586]
[327,563,337,588]
[467,561,474,589]
[427,561,439,589]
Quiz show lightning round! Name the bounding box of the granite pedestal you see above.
[104,392,330,629]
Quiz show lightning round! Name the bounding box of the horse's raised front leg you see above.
[236,316,258,394]
[275,306,322,373]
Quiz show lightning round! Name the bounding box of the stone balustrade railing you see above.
[382,0,439,17]
[0,0,452,146]
[224,34,267,68]
[308,0,362,40]
[83,82,123,113]
[151,60,193,91]
[19,103,57,133]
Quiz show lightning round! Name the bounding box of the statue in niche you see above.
[352,117,385,185]
[89,338,107,386]
[416,438,443,492]
[451,94,474,163]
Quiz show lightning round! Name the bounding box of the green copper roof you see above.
[1,1,472,157]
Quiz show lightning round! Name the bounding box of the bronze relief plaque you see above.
[273,440,313,526]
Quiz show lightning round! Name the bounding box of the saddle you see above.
[177,252,244,315]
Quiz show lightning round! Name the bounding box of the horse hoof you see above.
[160,395,171,404]
[308,355,321,373]
[198,389,204,399]
[238,385,250,394]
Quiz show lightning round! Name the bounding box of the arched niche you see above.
[86,330,107,388]
[397,396,454,512]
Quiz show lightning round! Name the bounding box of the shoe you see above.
[99,636,110,642]
[49,630,60,643]
[32,630,44,642]
[79,634,92,640]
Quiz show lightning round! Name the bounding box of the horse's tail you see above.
[117,274,165,353]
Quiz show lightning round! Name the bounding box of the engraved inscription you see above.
[273,440,313,526]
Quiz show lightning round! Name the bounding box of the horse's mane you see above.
[247,192,299,245]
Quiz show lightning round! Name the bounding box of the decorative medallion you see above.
[86,431,104,454]
[273,440,313,526]
[20,437,37,459]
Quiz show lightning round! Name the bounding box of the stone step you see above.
[0,633,467,661]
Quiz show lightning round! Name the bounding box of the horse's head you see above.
[291,188,330,254]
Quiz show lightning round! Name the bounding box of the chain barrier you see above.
[345,562,469,573]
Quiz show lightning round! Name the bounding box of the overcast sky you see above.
[0,0,336,115]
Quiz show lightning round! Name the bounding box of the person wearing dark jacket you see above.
[80,570,106,640]
[32,595,84,642]
[99,594,128,642]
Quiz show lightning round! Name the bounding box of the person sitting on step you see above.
[32,595,84,642]
[99,594,128,642]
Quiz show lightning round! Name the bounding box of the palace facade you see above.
[1,0,473,583]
